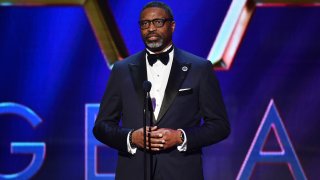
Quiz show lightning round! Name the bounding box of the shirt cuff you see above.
[177,129,187,152]
[127,130,137,154]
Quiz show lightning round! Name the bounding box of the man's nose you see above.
[148,22,157,31]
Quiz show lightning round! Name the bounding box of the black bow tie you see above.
[147,46,173,66]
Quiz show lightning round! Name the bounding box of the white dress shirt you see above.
[127,45,187,154]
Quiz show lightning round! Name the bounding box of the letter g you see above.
[0,103,45,179]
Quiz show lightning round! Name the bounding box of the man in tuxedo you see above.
[93,1,230,180]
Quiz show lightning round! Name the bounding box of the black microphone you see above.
[143,81,152,93]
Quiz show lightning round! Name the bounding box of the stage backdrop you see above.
[0,0,319,179]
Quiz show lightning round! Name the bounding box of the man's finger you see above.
[147,141,164,148]
[149,138,165,144]
[148,132,163,138]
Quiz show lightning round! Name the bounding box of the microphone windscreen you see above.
[143,81,152,92]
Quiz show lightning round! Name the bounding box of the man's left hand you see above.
[148,128,182,151]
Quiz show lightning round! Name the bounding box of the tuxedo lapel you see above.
[128,52,147,106]
[156,49,191,122]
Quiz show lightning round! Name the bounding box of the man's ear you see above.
[171,21,176,32]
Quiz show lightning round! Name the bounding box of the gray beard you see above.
[146,39,163,49]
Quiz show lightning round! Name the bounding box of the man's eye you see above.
[154,20,162,24]
[141,21,149,25]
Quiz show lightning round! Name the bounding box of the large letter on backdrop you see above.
[0,102,45,179]
[85,104,115,180]
[236,99,306,179]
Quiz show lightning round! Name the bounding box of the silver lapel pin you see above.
[182,66,188,72]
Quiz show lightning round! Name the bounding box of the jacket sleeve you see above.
[184,61,230,152]
[92,63,131,153]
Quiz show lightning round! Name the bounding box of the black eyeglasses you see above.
[138,18,173,29]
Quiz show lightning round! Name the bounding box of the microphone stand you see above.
[148,96,154,180]
[143,92,147,180]
[144,92,154,180]
[143,81,153,180]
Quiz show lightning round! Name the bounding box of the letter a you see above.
[237,99,306,179]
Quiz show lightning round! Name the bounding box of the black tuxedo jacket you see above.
[93,47,230,180]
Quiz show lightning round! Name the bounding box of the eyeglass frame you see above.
[138,18,174,30]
